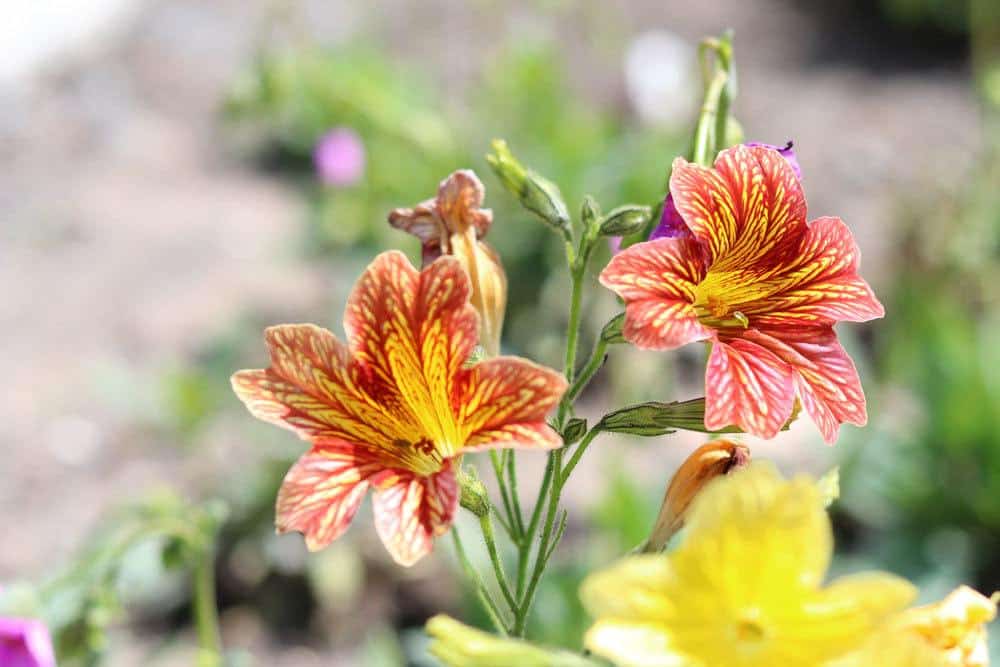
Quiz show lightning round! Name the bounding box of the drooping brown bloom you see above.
[390,170,507,356]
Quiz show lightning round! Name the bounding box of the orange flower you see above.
[600,145,883,443]
[390,170,507,356]
[232,251,566,566]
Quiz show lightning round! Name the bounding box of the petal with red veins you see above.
[740,217,885,326]
[622,299,712,350]
[372,463,459,566]
[344,251,477,454]
[599,237,712,350]
[600,237,707,302]
[231,324,401,449]
[276,441,385,551]
[670,145,807,269]
[754,326,868,444]
[458,356,567,451]
[704,338,796,439]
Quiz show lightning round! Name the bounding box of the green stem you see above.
[193,545,222,667]
[516,454,555,599]
[566,337,609,404]
[506,450,525,536]
[479,512,518,612]
[559,428,600,487]
[692,68,728,167]
[490,450,519,538]
[513,448,563,636]
[452,529,509,635]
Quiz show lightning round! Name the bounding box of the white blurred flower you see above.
[624,30,697,128]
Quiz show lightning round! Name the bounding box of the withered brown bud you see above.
[389,170,507,356]
[644,439,750,552]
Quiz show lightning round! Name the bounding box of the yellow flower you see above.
[898,586,997,666]
[581,463,916,667]
[832,586,997,667]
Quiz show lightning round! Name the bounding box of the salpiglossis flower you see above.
[231,251,566,566]
[389,170,508,356]
[581,463,915,667]
[600,144,884,442]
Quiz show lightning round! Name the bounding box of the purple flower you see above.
[313,128,365,187]
[0,618,56,667]
[648,194,691,241]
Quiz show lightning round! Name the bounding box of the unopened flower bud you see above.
[427,615,599,667]
[598,205,652,237]
[457,468,490,518]
[581,196,602,239]
[644,439,750,552]
[486,140,570,234]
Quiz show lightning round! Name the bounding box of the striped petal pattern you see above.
[232,251,565,565]
[600,144,883,443]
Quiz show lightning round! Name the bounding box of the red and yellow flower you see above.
[600,144,883,443]
[232,251,566,566]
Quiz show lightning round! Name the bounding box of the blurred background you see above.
[1,0,998,665]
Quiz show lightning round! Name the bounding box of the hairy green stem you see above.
[479,512,518,612]
[193,544,222,667]
[559,428,600,487]
[452,529,509,635]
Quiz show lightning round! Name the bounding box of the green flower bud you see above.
[486,140,570,234]
[562,417,588,446]
[599,313,627,345]
[598,204,652,237]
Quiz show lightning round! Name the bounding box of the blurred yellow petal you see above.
[584,621,689,667]
[581,463,914,667]
[899,586,998,666]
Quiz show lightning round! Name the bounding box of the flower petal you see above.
[344,251,477,457]
[600,237,712,350]
[739,217,884,326]
[584,621,687,667]
[680,463,833,593]
[231,324,401,449]
[622,300,712,350]
[436,169,493,238]
[670,144,807,269]
[372,462,459,566]
[704,338,796,439]
[458,356,567,451]
[276,441,384,551]
[752,326,868,444]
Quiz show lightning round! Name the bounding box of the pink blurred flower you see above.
[0,617,56,667]
[313,128,365,186]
